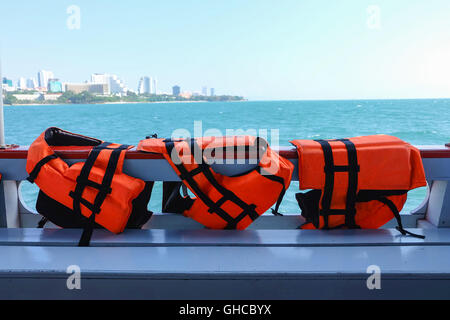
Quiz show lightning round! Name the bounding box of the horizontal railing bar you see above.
[0,145,449,159]
[18,211,425,229]
[1,154,449,182]
[0,228,442,247]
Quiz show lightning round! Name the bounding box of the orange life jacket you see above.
[26,127,153,246]
[138,136,294,229]
[290,135,426,237]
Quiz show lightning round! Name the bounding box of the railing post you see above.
[0,179,6,227]
[426,180,450,227]
[3,180,19,228]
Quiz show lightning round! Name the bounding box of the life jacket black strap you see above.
[315,140,334,228]
[178,165,206,181]
[377,197,425,239]
[164,139,259,229]
[315,139,360,229]
[69,142,129,246]
[338,139,360,228]
[78,212,96,247]
[75,176,112,194]
[257,167,286,216]
[27,154,58,183]
[37,216,49,228]
[207,195,229,214]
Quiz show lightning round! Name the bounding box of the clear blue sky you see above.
[1,0,450,99]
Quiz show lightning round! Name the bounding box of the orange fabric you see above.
[291,135,426,193]
[26,130,146,233]
[290,135,427,229]
[138,136,294,229]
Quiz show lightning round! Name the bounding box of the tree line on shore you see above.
[3,91,245,105]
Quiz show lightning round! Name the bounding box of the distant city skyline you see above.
[2,69,218,98]
[2,1,450,99]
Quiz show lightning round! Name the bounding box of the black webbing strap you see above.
[78,213,96,247]
[37,216,49,228]
[257,167,286,216]
[378,197,425,239]
[70,142,109,216]
[27,154,58,183]
[91,145,129,216]
[315,140,335,228]
[179,165,205,181]
[337,139,360,228]
[315,139,360,229]
[207,196,228,213]
[69,142,129,246]
[164,139,259,229]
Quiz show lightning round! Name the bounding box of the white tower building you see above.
[108,75,128,95]
[37,70,54,90]
[90,73,128,95]
[17,77,27,90]
[138,76,153,94]
[27,78,37,89]
[152,77,157,94]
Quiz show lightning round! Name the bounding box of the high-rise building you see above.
[91,73,111,94]
[91,73,127,95]
[17,77,27,90]
[65,83,109,95]
[2,77,13,87]
[202,86,208,96]
[138,78,144,94]
[27,78,37,89]
[138,76,152,94]
[48,79,63,93]
[109,75,128,95]
[37,70,54,90]
[91,73,110,84]
[210,88,215,96]
[172,85,181,96]
[2,77,14,91]
[152,78,157,94]
[91,73,128,95]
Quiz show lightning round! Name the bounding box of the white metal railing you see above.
[0,145,449,229]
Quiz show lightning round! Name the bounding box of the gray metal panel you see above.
[1,244,450,299]
[18,211,425,229]
[2,277,450,300]
[422,158,450,180]
[0,228,441,247]
[0,159,27,181]
[0,149,447,182]
[123,159,261,181]
[427,180,450,227]
[2,245,450,276]
[0,158,265,182]
[0,181,6,228]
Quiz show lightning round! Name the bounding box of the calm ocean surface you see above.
[5,99,450,215]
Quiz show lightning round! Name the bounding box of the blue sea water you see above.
[5,99,450,215]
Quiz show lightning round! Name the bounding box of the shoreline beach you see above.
[7,99,247,107]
